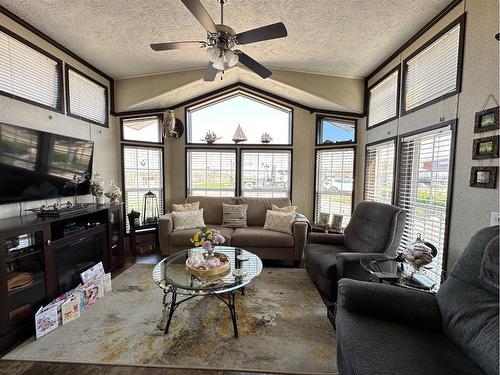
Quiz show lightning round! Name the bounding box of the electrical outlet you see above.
[490,212,500,226]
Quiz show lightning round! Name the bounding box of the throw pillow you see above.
[172,202,200,212]
[222,204,248,228]
[263,210,295,234]
[171,209,205,231]
[272,204,297,213]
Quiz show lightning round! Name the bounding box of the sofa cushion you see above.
[171,209,204,231]
[185,196,237,225]
[263,210,295,234]
[169,225,233,246]
[222,203,248,228]
[172,202,199,212]
[237,197,291,226]
[272,204,297,213]
[231,226,293,248]
[336,306,484,375]
[344,201,403,253]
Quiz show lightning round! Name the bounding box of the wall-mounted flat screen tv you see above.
[0,123,94,204]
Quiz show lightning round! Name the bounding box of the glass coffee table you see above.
[152,246,263,337]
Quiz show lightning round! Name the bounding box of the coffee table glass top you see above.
[152,246,263,294]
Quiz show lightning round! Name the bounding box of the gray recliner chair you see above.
[305,201,406,302]
[335,226,499,375]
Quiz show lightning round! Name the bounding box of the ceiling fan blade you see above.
[235,22,287,45]
[150,41,204,51]
[180,0,218,34]
[203,62,218,82]
[235,51,272,78]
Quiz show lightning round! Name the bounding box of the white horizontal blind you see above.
[187,150,236,196]
[365,140,395,204]
[315,148,354,227]
[397,128,452,287]
[0,30,60,109]
[404,23,460,111]
[368,70,398,127]
[68,69,107,124]
[123,146,164,231]
[241,150,291,198]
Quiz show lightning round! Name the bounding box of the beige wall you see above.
[0,14,119,218]
[362,0,499,271]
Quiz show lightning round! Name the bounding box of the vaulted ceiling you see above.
[1,0,450,79]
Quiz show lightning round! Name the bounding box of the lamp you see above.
[142,191,159,224]
[206,46,221,62]
[212,57,225,71]
[225,49,239,67]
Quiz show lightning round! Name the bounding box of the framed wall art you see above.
[474,107,499,133]
[470,166,498,189]
[472,135,499,159]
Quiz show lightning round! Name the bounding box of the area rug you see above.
[4,265,337,374]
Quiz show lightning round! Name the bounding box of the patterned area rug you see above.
[4,265,337,374]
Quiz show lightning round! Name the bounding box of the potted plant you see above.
[127,210,141,227]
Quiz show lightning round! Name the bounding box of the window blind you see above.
[0,29,60,109]
[397,128,452,287]
[314,148,354,227]
[67,68,107,125]
[368,70,398,127]
[187,150,236,196]
[365,140,395,204]
[123,146,164,231]
[241,150,291,198]
[404,23,461,112]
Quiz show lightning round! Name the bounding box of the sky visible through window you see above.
[320,119,355,143]
[189,94,291,144]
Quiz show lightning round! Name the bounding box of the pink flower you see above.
[207,258,221,268]
[216,233,225,244]
[202,241,212,251]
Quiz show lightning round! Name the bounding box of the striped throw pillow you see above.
[222,204,248,228]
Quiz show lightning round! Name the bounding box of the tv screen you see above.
[0,123,94,204]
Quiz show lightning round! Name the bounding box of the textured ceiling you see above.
[0,0,450,79]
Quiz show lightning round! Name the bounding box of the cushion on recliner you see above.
[185,196,237,225]
[237,197,291,226]
[231,226,293,248]
[437,226,499,375]
[343,201,403,253]
[304,243,347,279]
[480,235,499,290]
[169,225,233,246]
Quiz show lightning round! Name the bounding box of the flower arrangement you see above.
[191,227,225,254]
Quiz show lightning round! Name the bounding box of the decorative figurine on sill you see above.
[201,130,221,144]
[261,132,273,144]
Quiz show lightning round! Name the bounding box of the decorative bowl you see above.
[186,252,230,278]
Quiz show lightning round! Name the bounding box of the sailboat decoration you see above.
[232,124,247,144]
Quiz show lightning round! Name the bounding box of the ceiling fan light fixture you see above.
[206,46,221,62]
[225,49,239,67]
[212,57,225,71]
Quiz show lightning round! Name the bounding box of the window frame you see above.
[65,64,109,127]
[312,145,357,225]
[239,148,293,199]
[185,147,238,197]
[185,89,294,146]
[0,25,64,113]
[401,14,466,116]
[363,137,397,204]
[315,115,357,146]
[395,119,457,283]
[120,143,166,232]
[366,65,401,130]
[119,114,164,145]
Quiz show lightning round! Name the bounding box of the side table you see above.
[129,221,159,256]
[310,224,343,234]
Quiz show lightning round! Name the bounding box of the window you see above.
[186,149,236,196]
[121,116,162,144]
[365,140,396,204]
[403,17,463,113]
[317,117,356,145]
[314,148,355,227]
[241,150,292,197]
[368,68,399,127]
[123,146,164,230]
[187,92,292,145]
[397,124,454,286]
[66,66,108,126]
[0,27,62,111]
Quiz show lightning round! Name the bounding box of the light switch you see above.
[490,212,500,226]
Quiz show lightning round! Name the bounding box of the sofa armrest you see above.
[308,232,344,245]
[336,252,389,282]
[158,213,174,255]
[337,278,442,331]
[293,214,309,261]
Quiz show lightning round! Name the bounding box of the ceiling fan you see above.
[150,0,288,81]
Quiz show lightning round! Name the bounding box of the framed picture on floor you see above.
[472,136,499,159]
[474,107,499,133]
[470,166,498,189]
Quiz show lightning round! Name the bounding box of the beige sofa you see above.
[159,196,308,265]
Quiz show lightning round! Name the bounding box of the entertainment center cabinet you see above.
[0,203,124,352]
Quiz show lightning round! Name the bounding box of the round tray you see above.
[186,252,230,278]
